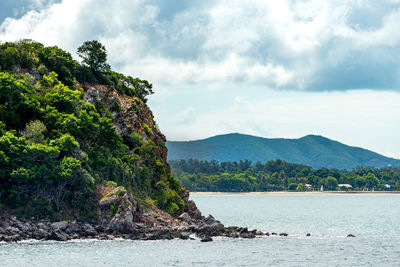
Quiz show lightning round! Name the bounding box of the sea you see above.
[1,193,399,266]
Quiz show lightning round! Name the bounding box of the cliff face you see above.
[79,83,202,230]
[81,83,168,166]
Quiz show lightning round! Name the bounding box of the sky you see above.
[0,0,399,158]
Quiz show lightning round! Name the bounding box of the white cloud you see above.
[1,0,400,90]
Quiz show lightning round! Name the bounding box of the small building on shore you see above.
[338,184,353,190]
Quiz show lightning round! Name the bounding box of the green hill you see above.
[166,133,400,169]
[0,40,188,220]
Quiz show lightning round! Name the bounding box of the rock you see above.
[4,226,20,234]
[37,223,51,232]
[347,234,355,238]
[241,233,256,238]
[65,222,81,234]
[185,201,203,220]
[98,186,140,233]
[200,236,213,242]
[179,234,190,240]
[179,187,190,202]
[3,234,21,242]
[178,213,192,223]
[48,230,70,241]
[145,230,174,240]
[203,215,217,225]
[238,227,248,233]
[18,222,34,233]
[82,224,97,236]
[51,221,69,231]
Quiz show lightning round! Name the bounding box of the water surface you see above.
[1,193,399,266]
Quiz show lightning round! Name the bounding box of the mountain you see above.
[166,133,400,169]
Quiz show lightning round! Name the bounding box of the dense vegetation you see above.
[170,159,400,192]
[166,133,400,169]
[0,40,184,220]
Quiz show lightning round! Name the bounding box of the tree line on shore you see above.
[169,159,400,192]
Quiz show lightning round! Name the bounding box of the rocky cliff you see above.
[79,82,204,231]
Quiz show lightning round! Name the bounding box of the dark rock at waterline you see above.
[48,230,70,241]
[0,213,267,242]
[347,234,355,238]
[145,230,175,240]
[200,236,213,242]
[1,234,21,242]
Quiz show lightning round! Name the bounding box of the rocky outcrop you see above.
[80,83,168,166]
[98,186,141,233]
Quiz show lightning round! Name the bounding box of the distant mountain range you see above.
[166,133,400,169]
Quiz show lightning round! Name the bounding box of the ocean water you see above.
[1,193,400,266]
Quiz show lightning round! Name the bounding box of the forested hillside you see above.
[0,40,188,221]
[167,133,400,169]
[170,159,400,192]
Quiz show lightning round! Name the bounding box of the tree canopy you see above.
[77,40,110,73]
[0,40,182,220]
[170,159,400,192]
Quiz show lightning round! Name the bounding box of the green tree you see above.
[77,40,110,73]
[288,183,297,191]
[364,173,378,190]
[325,176,338,190]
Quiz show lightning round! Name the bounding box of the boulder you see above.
[82,224,97,236]
[185,201,203,220]
[3,234,21,242]
[18,222,35,233]
[37,223,51,232]
[48,230,70,241]
[200,236,213,242]
[203,215,217,225]
[98,186,140,233]
[4,226,20,234]
[51,221,69,231]
[65,222,81,234]
[178,213,192,223]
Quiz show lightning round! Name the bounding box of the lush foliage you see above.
[0,40,183,220]
[0,39,154,102]
[170,159,400,192]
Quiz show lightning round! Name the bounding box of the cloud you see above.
[1,0,400,91]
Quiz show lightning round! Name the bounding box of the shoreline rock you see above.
[0,214,270,243]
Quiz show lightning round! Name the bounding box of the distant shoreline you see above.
[190,191,400,195]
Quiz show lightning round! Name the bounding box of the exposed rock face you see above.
[79,82,204,225]
[80,83,168,166]
[98,187,141,233]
